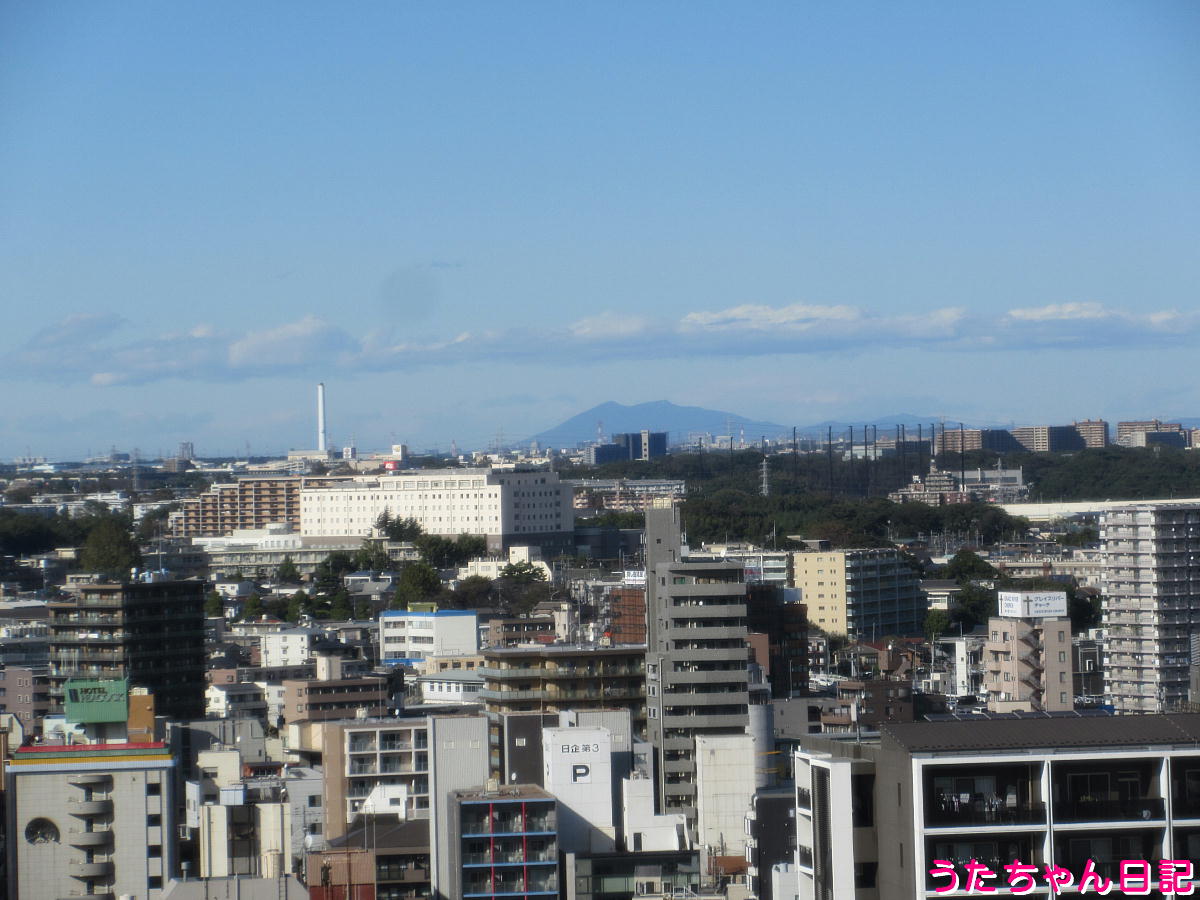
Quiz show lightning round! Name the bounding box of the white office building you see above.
[299,467,575,551]
[379,609,479,667]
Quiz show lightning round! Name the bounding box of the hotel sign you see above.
[64,678,129,724]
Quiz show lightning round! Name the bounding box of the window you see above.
[147,814,162,827]
[149,845,162,858]
[308,795,321,808]
[147,782,161,796]
[1059,651,1067,663]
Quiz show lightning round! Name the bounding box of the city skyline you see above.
[3,2,1198,458]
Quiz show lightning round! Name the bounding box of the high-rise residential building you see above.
[48,581,205,721]
[644,505,749,837]
[1010,425,1085,453]
[1073,419,1110,448]
[1102,503,1200,713]
[299,467,575,553]
[1117,419,1185,446]
[982,591,1073,713]
[167,475,349,537]
[791,547,923,640]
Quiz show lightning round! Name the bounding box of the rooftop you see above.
[883,712,1200,753]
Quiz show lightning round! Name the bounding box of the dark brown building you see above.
[606,586,647,644]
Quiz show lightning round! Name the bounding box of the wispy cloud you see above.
[7,300,1195,387]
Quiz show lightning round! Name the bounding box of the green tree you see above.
[949,583,996,632]
[923,609,951,642]
[352,541,392,573]
[375,512,423,542]
[392,562,442,609]
[442,575,494,610]
[79,518,143,580]
[329,588,352,621]
[204,590,224,618]
[285,590,311,623]
[498,561,547,584]
[353,597,372,620]
[944,550,998,582]
[241,594,263,620]
[315,551,355,592]
[276,554,301,583]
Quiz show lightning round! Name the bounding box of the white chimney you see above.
[317,383,327,453]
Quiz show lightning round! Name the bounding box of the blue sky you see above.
[3,2,1198,458]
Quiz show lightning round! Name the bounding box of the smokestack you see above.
[317,383,327,453]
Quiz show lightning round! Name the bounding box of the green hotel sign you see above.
[63,678,129,724]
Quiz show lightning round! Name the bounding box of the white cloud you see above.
[569,313,651,339]
[7,299,1197,387]
[1007,302,1111,322]
[680,302,860,332]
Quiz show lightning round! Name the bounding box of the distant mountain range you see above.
[528,401,788,447]
[529,401,1200,449]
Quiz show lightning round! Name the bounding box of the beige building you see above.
[168,475,349,537]
[791,547,923,640]
[983,611,1073,712]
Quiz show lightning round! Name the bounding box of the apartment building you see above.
[48,581,205,721]
[379,608,479,667]
[168,475,349,537]
[644,505,749,836]
[480,645,647,753]
[1117,419,1185,446]
[280,675,390,724]
[982,593,1073,713]
[300,467,575,552]
[792,548,923,640]
[0,665,50,731]
[568,477,687,513]
[288,710,489,844]
[440,785,558,900]
[1073,418,1110,448]
[1102,503,1200,713]
[793,713,1200,900]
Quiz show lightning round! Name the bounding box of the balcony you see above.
[797,845,814,869]
[1053,797,1164,823]
[925,802,1047,828]
[69,860,115,878]
[797,786,811,809]
[68,799,113,817]
[68,829,113,848]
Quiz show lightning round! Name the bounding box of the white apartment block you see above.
[1103,503,1200,713]
[378,609,479,666]
[260,628,319,668]
[299,467,575,551]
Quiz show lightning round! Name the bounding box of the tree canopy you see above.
[79,518,142,580]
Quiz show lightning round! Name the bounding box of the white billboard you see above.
[998,590,1068,618]
[542,726,615,853]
